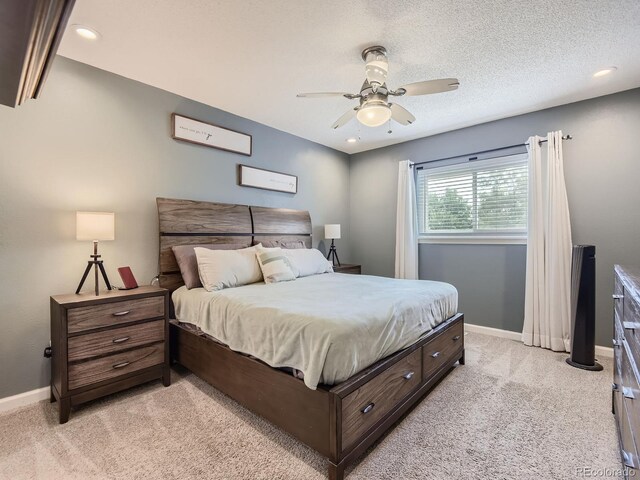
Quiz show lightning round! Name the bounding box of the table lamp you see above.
[76,211,114,295]
[324,224,341,267]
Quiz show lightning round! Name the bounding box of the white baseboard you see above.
[464,323,613,358]
[0,386,49,414]
[595,345,614,359]
[464,323,522,341]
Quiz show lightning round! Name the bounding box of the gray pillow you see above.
[258,240,306,249]
[172,243,250,289]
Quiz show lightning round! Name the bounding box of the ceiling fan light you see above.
[356,102,391,127]
[364,50,388,86]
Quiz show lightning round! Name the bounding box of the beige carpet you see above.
[0,332,621,479]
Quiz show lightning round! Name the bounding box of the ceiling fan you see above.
[297,46,460,129]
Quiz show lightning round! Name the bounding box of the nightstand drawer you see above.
[68,320,165,362]
[68,343,164,390]
[68,296,164,333]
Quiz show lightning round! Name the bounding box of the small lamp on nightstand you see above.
[75,211,114,296]
[324,224,341,267]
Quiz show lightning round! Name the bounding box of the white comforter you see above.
[173,273,457,389]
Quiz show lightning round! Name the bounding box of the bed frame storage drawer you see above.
[67,296,165,333]
[341,348,422,451]
[68,343,165,390]
[68,319,165,362]
[422,320,464,380]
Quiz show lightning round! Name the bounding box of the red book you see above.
[118,266,139,290]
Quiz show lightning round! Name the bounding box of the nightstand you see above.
[333,264,361,275]
[50,286,170,423]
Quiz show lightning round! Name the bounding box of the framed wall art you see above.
[171,113,252,156]
[238,164,297,194]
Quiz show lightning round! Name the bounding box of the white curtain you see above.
[522,131,573,352]
[395,160,418,280]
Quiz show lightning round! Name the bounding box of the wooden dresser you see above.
[50,286,170,423]
[613,265,640,475]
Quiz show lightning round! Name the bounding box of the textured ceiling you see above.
[58,0,640,154]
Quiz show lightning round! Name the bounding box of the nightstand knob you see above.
[112,361,130,369]
[112,310,131,317]
[112,336,130,344]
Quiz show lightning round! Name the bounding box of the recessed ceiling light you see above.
[593,66,617,78]
[346,137,358,143]
[72,24,101,40]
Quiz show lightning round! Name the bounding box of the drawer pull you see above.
[402,371,415,380]
[453,335,461,341]
[613,339,620,348]
[612,294,624,300]
[623,386,636,399]
[112,361,130,369]
[431,351,441,358]
[361,403,375,414]
[112,310,131,317]
[612,383,619,392]
[112,336,130,344]
[623,321,640,330]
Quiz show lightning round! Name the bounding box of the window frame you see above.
[416,153,529,245]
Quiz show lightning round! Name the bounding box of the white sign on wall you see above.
[239,164,297,194]
[172,113,252,156]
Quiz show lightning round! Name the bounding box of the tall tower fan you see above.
[566,245,602,371]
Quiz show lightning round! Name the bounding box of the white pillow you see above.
[255,245,296,284]
[195,245,262,291]
[284,248,334,278]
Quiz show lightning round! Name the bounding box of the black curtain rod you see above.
[412,134,573,168]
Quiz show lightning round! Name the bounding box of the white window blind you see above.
[416,154,528,239]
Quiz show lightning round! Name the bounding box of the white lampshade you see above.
[324,224,341,240]
[76,212,115,241]
[357,101,392,127]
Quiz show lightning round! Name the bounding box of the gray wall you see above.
[350,88,640,347]
[0,57,352,398]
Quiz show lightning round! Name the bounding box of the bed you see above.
[157,197,464,480]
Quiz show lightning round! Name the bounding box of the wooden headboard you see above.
[156,197,312,293]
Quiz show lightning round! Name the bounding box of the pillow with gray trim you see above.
[255,245,296,284]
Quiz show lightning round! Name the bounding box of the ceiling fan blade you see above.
[399,78,460,96]
[390,103,416,125]
[297,92,357,98]
[331,107,358,129]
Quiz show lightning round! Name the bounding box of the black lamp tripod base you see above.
[76,241,112,296]
[327,239,341,267]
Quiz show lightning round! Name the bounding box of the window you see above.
[416,154,528,243]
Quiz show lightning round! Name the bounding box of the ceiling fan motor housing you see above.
[362,46,389,88]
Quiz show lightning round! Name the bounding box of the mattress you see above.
[173,273,458,389]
